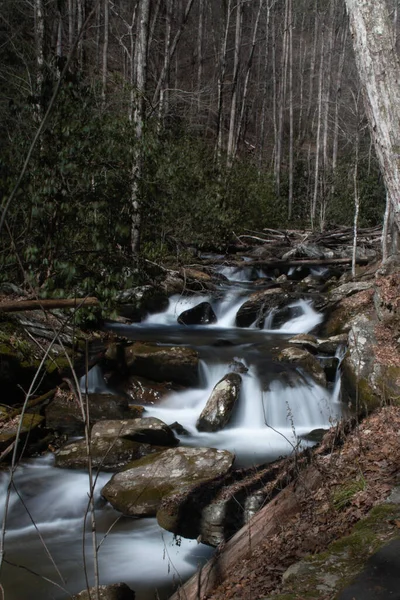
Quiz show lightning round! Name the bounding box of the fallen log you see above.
[0,297,99,313]
[169,465,323,600]
[234,256,370,269]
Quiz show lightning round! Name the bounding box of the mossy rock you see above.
[0,413,44,450]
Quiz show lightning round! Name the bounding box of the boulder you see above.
[236,288,289,328]
[55,436,165,471]
[122,342,199,387]
[271,304,304,329]
[91,417,178,447]
[119,375,181,406]
[0,413,44,452]
[196,373,242,432]
[116,285,168,322]
[72,582,135,600]
[278,347,327,387]
[177,302,217,325]
[101,446,234,517]
[45,389,135,435]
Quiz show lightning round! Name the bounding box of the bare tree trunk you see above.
[34,0,45,114]
[233,0,263,160]
[352,95,361,278]
[288,0,294,218]
[152,0,196,108]
[101,0,109,107]
[131,0,150,256]
[311,28,324,229]
[215,0,232,159]
[258,1,273,168]
[344,0,400,232]
[274,0,289,194]
[226,0,243,165]
[197,0,205,111]
[158,0,174,124]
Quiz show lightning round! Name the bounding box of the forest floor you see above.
[204,405,400,600]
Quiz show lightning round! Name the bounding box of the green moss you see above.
[279,504,400,600]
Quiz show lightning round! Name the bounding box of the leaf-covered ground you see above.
[206,406,400,600]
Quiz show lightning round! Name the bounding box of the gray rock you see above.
[196,373,242,432]
[107,342,199,387]
[45,392,134,435]
[236,288,289,328]
[55,436,165,471]
[91,417,178,447]
[278,347,327,387]
[101,446,234,517]
[177,302,217,325]
[72,582,135,600]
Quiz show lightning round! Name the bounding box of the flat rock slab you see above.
[55,437,166,471]
[101,446,234,517]
[337,538,400,600]
[91,417,178,447]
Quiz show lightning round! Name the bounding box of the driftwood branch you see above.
[0,297,99,313]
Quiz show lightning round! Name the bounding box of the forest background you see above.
[0,0,393,307]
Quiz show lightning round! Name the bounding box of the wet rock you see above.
[317,333,348,354]
[300,428,329,443]
[119,375,180,406]
[0,413,44,451]
[177,302,217,325]
[278,347,327,387]
[271,304,304,329]
[116,285,169,322]
[108,342,199,387]
[45,390,132,435]
[169,421,190,436]
[91,417,178,447]
[72,582,135,600]
[236,288,289,328]
[229,359,248,374]
[55,436,165,471]
[197,373,242,432]
[101,446,234,517]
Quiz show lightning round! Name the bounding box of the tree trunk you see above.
[131,0,150,256]
[344,0,400,232]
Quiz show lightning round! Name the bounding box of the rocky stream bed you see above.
[1,228,400,599]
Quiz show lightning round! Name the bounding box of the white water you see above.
[0,273,343,599]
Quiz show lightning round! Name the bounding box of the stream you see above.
[0,265,344,599]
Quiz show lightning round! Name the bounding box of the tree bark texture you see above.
[345,0,400,231]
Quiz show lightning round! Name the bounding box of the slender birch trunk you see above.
[131,0,150,256]
[311,28,324,229]
[274,0,289,194]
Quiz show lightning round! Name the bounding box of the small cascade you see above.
[274,299,323,333]
[79,364,108,393]
[1,260,345,599]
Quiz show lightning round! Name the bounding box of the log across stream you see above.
[0,266,345,599]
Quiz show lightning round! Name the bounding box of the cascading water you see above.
[0,268,344,599]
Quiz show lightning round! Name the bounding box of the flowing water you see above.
[0,268,343,599]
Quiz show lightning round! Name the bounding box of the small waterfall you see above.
[79,364,108,393]
[2,261,345,598]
